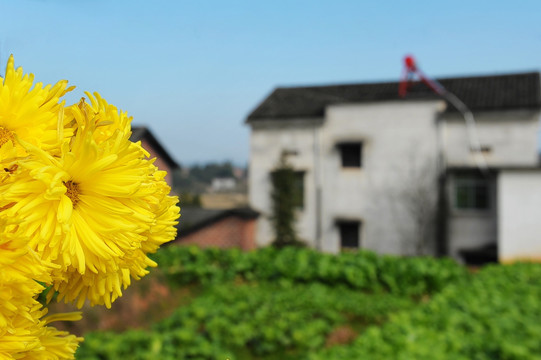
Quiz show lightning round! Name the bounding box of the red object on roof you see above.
[404,55,417,71]
[399,54,445,97]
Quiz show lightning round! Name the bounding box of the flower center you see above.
[63,180,80,206]
[0,127,15,147]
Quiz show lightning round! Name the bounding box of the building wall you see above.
[172,217,257,251]
[498,170,541,262]
[249,119,322,247]
[321,101,442,254]
[249,100,443,254]
[442,110,540,167]
[249,102,541,259]
[446,173,498,261]
[443,110,540,261]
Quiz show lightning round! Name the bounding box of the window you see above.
[337,220,361,249]
[454,173,490,210]
[338,142,362,168]
[471,145,492,153]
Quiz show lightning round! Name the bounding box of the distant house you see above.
[131,126,179,189]
[211,177,237,192]
[170,207,259,250]
[246,72,541,263]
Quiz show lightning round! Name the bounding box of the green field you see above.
[75,246,541,360]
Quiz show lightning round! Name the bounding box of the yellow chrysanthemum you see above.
[26,311,82,360]
[0,304,82,360]
[0,304,45,359]
[0,218,50,332]
[54,248,157,308]
[27,324,82,360]
[53,171,179,308]
[0,214,82,359]
[64,92,132,145]
[0,55,73,156]
[140,171,181,254]
[0,97,179,308]
[0,55,178,358]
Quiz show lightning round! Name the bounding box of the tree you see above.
[270,152,303,248]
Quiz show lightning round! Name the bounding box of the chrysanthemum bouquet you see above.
[0,56,180,359]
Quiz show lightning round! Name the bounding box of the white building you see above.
[211,177,237,192]
[246,72,541,263]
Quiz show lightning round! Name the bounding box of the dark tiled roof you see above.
[130,126,179,168]
[247,72,541,121]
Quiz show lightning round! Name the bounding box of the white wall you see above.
[443,110,539,262]
[249,119,322,247]
[249,103,541,260]
[498,170,541,262]
[442,110,540,167]
[321,101,442,254]
[446,173,498,260]
[249,100,444,254]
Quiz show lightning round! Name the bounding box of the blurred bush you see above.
[151,245,467,296]
[311,262,541,360]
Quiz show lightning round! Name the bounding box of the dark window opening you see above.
[338,220,361,249]
[338,142,362,168]
[470,145,492,153]
[454,173,490,210]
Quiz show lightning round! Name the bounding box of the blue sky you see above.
[1,0,540,165]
